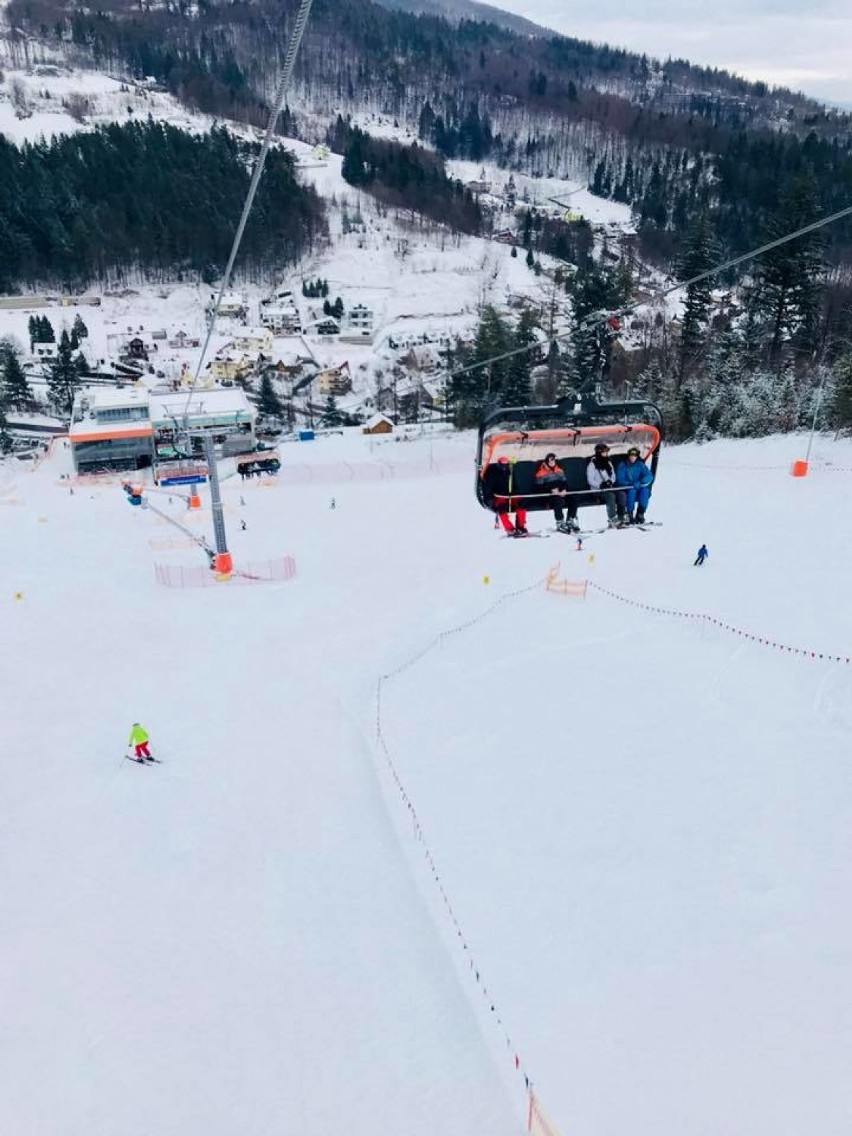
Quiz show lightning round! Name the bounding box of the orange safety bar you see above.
[480,423,661,475]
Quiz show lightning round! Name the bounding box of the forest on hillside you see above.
[7,0,852,271]
[0,121,327,289]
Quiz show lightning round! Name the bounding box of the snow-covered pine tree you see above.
[1,342,34,410]
[46,333,80,417]
[676,214,718,380]
[258,374,284,420]
[748,176,824,368]
[0,405,12,454]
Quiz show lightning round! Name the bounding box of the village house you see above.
[205,291,247,321]
[315,363,352,396]
[168,330,201,349]
[207,353,254,382]
[124,336,150,361]
[230,327,273,354]
[362,412,394,435]
[259,302,302,334]
[466,168,491,195]
[311,317,340,338]
[32,343,59,360]
[403,344,441,374]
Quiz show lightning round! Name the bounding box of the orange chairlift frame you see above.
[476,393,663,515]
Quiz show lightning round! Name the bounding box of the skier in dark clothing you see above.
[483,456,529,536]
[534,452,578,533]
[694,544,709,566]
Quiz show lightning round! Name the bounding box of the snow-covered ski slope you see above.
[1,431,851,1136]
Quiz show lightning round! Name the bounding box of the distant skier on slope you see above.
[694,544,709,566]
[128,722,152,760]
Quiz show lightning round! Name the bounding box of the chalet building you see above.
[362,413,394,435]
[205,291,247,321]
[125,337,149,361]
[315,363,352,396]
[207,353,254,382]
[168,330,201,349]
[231,328,273,354]
[259,303,302,334]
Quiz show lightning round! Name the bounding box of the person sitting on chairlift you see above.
[534,452,578,533]
[586,442,627,527]
[483,456,528,536]
[616,446,654,524]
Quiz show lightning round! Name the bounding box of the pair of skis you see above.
[504,521,662,539]
[125,754,162,765]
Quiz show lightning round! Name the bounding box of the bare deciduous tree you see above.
[63,93,93,122]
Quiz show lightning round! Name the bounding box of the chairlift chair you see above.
[476,393,662,517]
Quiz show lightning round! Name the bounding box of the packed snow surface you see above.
[1,431,851,1135]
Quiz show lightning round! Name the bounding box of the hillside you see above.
[5,0,852,272]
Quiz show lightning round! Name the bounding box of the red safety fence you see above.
[588,580,851,663]
[154,556,296,587]
[528,1092,561,1136]
[545,563,587,597]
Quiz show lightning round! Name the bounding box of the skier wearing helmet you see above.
[586,442,627,527]
[615,446,654,524]
[482,455,529,536]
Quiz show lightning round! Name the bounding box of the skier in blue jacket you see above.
[615,447,654,524]
[694,544,709,566]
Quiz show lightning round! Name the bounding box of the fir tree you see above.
[72,314,88,340]
[321,395,344,427]
[47,335,81,416]
[257,374,283,419]
[0,405,12,454]
[830,351,852,433]
[749,176,824,366]
[452,305,514,426]
[1,342,34,409]
[676,214,719,379]
[503,309,536,407]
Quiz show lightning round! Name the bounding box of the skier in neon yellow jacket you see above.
[129,722,151,759]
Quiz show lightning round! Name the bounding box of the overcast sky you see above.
[495,0,852,107]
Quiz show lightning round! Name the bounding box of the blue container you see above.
[298,430,315,441]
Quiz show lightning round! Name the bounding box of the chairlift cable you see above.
[181,0,316,426]
[449,200,852,390]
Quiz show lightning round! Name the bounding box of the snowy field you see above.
[1,430,851,1135]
